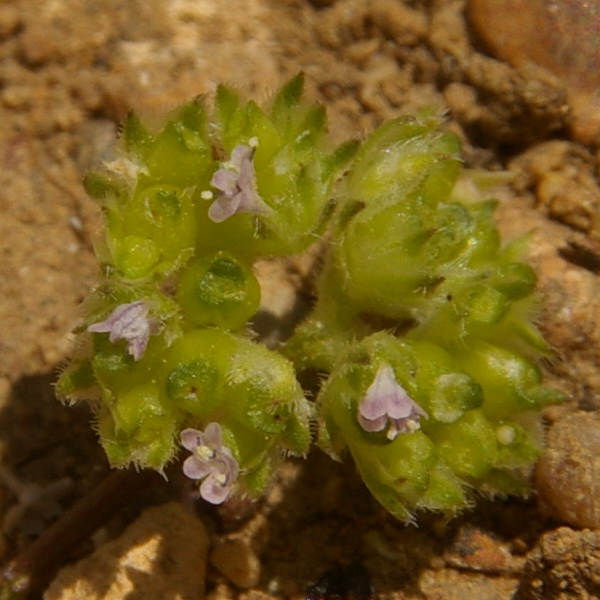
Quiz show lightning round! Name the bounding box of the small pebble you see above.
[210,538,261,590]
[535,411,600,528]
[443,525,511,573]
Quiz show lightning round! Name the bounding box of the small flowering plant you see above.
[57,76,564,521]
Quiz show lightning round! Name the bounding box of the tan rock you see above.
[210,538,261,590]
[467,0,600,144]
[514,527,600,599]
[45,502,210,600]
[510,141,600,236]
[536,412,600,529]
[443,525,514,574]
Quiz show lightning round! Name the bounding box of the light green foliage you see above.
[286,113,564,519]
[176,251,260,329]
[58,74,341,497]
[58,77,563,517]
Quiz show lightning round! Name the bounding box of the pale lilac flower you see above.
[358,364,428,440]
[180,423,239,504]
[207,144,269,223]
[87,301,156,361]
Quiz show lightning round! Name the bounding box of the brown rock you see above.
[210,538,261,590]
[420,567,519,600]
[468,0,600,90]
[510,141,600,235]
[514,527,600,599]
[430,1,569,146]
[443,525,513,573]
[44,502,210,600]
[467,0,600,144]
[535,411,600,528]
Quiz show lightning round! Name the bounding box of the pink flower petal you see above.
[180,428,203,452]
[230,144,253,166]
[182,455,212,480]
[203,422,223,448]
[180,423,239,505]
[199,474,231,504]
[207,144,269,223]
[358,364,428,437]
[208,192,243,223]
[357,413,387,432]
[211,168,239,195]
[87,301,154,361]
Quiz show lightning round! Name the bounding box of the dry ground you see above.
[2,1,600,598]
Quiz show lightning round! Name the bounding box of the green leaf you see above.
[121,112,154,157]
[271,72,305,125]
[322,139,360,182]
[216,84,241,126]
[84,172,122,201]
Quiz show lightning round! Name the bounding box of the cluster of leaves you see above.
[57,75,563,519]
[286,116,564,519]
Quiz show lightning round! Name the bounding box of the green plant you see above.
[57,75,564,520]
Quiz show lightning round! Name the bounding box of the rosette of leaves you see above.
[56,74,357,502]
[286,113,565,520]
[84,72,357,279]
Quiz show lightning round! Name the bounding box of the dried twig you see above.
[0,468,156,599]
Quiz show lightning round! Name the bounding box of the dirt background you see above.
[2,0,600,598]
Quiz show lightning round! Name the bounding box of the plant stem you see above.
[0,468,156,599]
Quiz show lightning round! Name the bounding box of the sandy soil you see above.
[1,0,600,598]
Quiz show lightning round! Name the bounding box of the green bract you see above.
[58,77,564,517]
